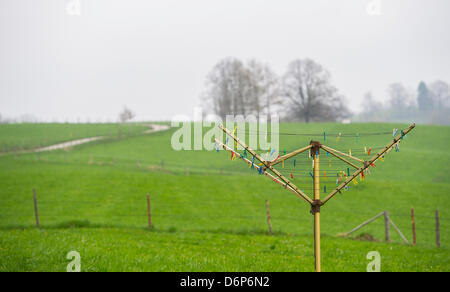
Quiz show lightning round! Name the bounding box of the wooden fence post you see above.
[265,199,272,234]
[147,194,152,230]
[33,188,40,228]
[384,211,390,242]
[411,208,416,246]
[342,211,384,237]
[436,210,440,248]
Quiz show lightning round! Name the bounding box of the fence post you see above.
[265,199,272,234]
[384,211,390,242]
[33,188,40,228]
[411,208,416,245]
[436,210,440,248]
[147,194,152,230]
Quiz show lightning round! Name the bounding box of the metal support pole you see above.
[311,142,321,272]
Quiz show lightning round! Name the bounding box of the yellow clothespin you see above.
[282,160,285,168]
[349,149,352,156]
[232,126,237,149]
[336,133,341,142]
[364,146,367,155]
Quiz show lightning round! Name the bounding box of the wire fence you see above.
[0,192,445,249]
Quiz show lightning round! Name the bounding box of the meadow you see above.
[0,122,449,271]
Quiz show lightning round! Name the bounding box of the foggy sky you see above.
[1,0,449,122]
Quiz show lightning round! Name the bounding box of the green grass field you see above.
[0,122,449,271]
[0,123,148,153]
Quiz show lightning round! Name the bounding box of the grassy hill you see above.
[0,122,448,271]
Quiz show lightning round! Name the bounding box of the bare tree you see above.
[429,80,450,108]
[119,106,135,123]
[244,59,281,117]
[387,83,414,110]
[359,91,384,122]
[281,58,349,122]
[202,57,249,119]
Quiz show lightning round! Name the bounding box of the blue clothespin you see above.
[251,155,255,169]
[323,132,326,141]
[347,168,350,176]
[226,137,229,144]
[258,167,263,175]
[293,159,296,167]
[401,130,404,140]
[326,151,329,156]
[324,185,326,193]
[309,172,314,179]
[270,149,275,156]
[215,142,219,152]
[243,149,247,158]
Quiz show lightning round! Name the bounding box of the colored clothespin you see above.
[347,168,350,176]
[270,149,275,156]
[401,130,404,140]
[284,149,286,155]
[368,147,372,155]
[290,173,293,179]
[364,146,367,155]
[258,166,263,175]
[309,172,314,179]
[336,133,341,142]
[293,159,296,167]
[329,160,331,168]
[324,171,327,180]
[326,151,329,156]
[243,149,247,158]
[323,132,326,141]
[349,149,352,156]
[324,185,326,193]
[225,137,229,144]
[215,142,220,152]
[250,155,255,169]
[393,128,398,137]
[282,160,285,168]
[361,172,365,180]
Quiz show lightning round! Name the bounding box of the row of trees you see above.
[359,80,450,125]
[201,57,350,122]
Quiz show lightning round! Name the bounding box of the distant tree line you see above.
[201,57,350,122]
[357,80,450,125]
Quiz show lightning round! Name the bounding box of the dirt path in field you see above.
[0,124,170,155]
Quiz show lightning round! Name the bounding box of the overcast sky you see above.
[0,0,449,122]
